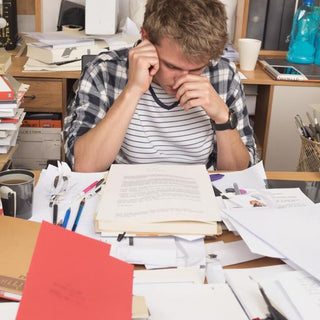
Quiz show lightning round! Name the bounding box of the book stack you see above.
[24,32,108,71]
[0,74,28,154]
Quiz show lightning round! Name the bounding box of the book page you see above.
[96,164,220,223]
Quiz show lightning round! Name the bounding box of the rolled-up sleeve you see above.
[63,50,128,168]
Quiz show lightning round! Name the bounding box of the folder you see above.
[0,216,41,301]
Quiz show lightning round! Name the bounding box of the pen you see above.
[71,198,86,232]
[53,202,58,225]
[85,178,106,198]
[78,180,100,199]
[61,207,71,228]
[233,182,241,195]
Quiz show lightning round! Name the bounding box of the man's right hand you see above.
[127,39,159,95]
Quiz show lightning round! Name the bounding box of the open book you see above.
[95,164,221,236]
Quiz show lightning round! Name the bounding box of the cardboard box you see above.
[12,158,50,170]
[244,84,258,115]
[12,128,61,169]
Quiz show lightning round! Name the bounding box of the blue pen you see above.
[210,173,224,182]
[71,198,86,232]
[61,207,71,228]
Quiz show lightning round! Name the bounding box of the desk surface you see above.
[7,55,320,87]
[31,170,320,270]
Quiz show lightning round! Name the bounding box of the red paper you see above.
[16,221,134,320]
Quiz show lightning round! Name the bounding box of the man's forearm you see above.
[215,130,250,170]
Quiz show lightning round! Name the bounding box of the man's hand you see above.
[173,74,229,124]
[127,40,160,95]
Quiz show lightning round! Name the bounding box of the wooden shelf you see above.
[17,0,41,32]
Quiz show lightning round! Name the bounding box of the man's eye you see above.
[167,64,176,69]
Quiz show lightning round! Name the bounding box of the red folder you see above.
[16,222,134,320]
[0,75,15,101]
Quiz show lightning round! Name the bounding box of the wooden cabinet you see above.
[16,78,64,113]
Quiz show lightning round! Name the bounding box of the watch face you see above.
[214,110,238,131]
[229,111,238,129]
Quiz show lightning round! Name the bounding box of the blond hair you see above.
[143,0,228,62]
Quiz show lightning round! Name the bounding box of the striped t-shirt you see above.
[116,83,213,165]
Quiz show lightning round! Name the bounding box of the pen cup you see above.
[0,169,35,219]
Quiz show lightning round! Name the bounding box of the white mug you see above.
[238,38,262,71]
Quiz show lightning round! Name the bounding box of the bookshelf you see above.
[17,0,41,32]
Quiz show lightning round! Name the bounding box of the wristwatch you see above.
[212,109,238,131]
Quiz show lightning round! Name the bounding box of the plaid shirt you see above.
[64,48,257,169]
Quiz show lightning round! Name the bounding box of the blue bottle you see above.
[287,0,318,64]
[314,8,320,65]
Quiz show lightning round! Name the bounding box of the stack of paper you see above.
[23,32,108,71]
[95,164,222,236]
[0,75,28,153]
[223,204,320,281]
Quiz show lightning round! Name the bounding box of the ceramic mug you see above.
[0,169,35,219]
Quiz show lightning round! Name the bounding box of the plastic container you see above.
[287,0,318,64]
[314,7,320,65]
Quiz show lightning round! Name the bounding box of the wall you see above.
[40,0,129,33]
[265,86,320,171]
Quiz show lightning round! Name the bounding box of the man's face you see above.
[152,37,209,96]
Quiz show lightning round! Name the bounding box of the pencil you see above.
[71,198,86,232]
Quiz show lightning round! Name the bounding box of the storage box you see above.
[12,128,61,169]
[244,85,258,115]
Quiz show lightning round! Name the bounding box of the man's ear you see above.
[141,27,149,40]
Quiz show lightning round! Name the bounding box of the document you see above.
[224,204,320,281]
[133,283,248,320]
[96,164,221,236]
[275,270,320,319]
[205,240,263,267]
[224,264,294,320]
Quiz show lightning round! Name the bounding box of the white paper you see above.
[133,266,205,285]
[277,270,320,320]
[0,302,19,320]
[224,204,320,281]
[225,264,294,320]
[96,164,220,223]
[101,236,177,266]
[212,161,267,193]
[32,165,105,239]
[133,283,248,320]
[205,240,263,267]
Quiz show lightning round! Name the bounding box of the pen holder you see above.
[297,136,320,172]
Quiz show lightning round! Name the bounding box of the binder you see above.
[278,0,296,50]
[246,0,269,44]
[263,0,284,50]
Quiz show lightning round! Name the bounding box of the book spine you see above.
[278,0,296,50]
[246,0,269,44]
[263,0,285,50]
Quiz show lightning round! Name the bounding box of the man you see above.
[64,0,257,172]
